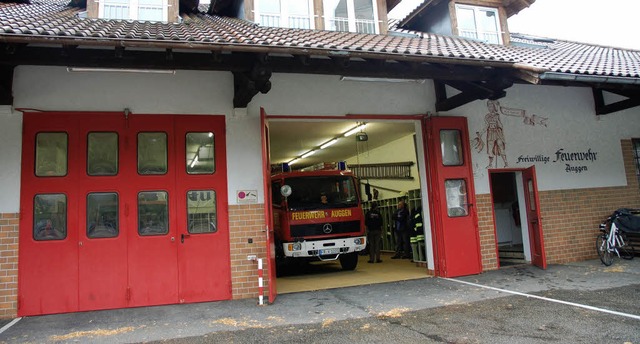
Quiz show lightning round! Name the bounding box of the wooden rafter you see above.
[434,75,514,112]
[233,57,272,108]
[0,65,14,105]
[592,88,640,115]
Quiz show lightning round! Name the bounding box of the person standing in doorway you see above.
[365,201,383,263]
[410,206,425,262]
[392,200,411,259]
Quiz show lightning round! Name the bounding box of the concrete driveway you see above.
[1,259,638,343]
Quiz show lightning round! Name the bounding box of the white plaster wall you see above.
[0,107,22,212]
[443,84,640,194]
[249,73,431,116]
[13,66,234,114]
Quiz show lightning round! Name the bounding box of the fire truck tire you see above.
[339,252,358,270]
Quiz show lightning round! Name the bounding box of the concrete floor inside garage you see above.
[277,252,431,294]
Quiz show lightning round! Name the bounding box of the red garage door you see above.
[427,116,482,277]
[19,112,230,316]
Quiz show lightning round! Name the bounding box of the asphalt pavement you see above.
[1,258,639,343]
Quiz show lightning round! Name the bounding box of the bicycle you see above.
[596,208,638,266]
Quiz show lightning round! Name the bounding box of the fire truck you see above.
[271,168,366,271]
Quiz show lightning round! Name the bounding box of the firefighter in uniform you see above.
[410,206,425,262]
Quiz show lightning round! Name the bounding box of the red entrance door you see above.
[261,108,277,304]
[522,166,547,269]
[175,116,231,303]
[427,116,482,277]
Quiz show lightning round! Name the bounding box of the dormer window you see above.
[255,0,315,30]
[455,4,502,44]
[323,0,379,34]
[100,0,168,21]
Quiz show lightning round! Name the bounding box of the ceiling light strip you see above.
[320,139,339,149]
[343,123,367,137]
[301,150,316,159]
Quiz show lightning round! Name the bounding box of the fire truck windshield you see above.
[285,175,359,211]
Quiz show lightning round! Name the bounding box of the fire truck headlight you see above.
[354,238,365,245]
[288,243,302,251]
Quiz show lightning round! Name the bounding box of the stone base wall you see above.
[0,213,19,318]
[228,204,268,300]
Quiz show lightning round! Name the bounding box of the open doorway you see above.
[265,117,432,293]
[489,171,531,267]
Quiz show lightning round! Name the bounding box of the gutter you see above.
[539,71,640,85]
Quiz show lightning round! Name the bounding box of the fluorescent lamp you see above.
[289,158,300,165]
[320,139,339,149]
[301,150,316,159]
[67,67,176,74]
[343,124,367,137]
[340,76,425,83]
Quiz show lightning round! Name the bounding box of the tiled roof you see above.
[1,0,639,80]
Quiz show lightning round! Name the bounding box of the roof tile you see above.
[0,0,639,79]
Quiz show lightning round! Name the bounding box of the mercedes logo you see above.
[322,223,333,234]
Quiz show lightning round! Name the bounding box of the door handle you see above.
[181,233,190,243]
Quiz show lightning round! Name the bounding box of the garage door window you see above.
[33,194,67,240]
[138,191,169,235]
[440,130,463,166]
[35,132,68,177]
[186,132,215,174]
[87,192,119,238]
[187,190,217,233]
[445,179,468,217]
[138,132,167,175]
[87,132,118,176]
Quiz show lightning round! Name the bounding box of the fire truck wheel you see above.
[339,252,358,270]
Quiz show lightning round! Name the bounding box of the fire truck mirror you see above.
[280,184,292,198]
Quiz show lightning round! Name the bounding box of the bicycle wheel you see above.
[596,234,613,266]
[618,234,635,260]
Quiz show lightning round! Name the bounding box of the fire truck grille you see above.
[290,221,361,237]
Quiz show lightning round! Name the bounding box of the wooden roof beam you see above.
[0,65,14,105]
[592,88,640,115]
[434,76,514,112]
[233,60,272,108]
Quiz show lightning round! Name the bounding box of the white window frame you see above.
[323,0,379,34]
[254,0,316,30]
[99,0,169,22]
[454,4,502,44]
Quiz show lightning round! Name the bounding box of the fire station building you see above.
[0,0,639,317]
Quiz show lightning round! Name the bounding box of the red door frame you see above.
[426,116,482,277]
[487,167,547,269]
[261,108,277,304]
